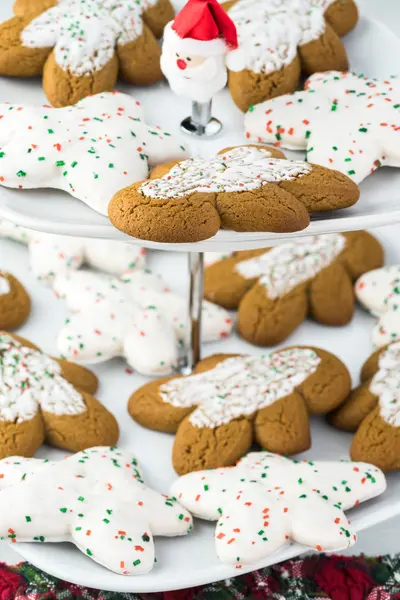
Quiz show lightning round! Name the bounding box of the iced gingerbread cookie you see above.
[108,145,360,243]
[171,452,385,567]
[0,446,192,575]
[0,0,174,107]
[222,0,358,111]
[0,333,119,458]
[355,265,400,349]
[129,347,351,475]
[0,272,31,330]
[330,341,400,471]
[0,220,146,284]
[204,231,383,346]
[0,92,188,215]
[245,71,400,184]
[54,269,232,376]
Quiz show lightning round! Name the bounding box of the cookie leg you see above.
[143,0,175,38]
[0,16,52,76]
[339,231,384,280]
[0,273,31,331]
[54,358,99,395]
[237,282,308,346]
[0,412,45,459]
[298,24,349,76]
[309,262,354,325]
[41,393,119,452]
[324,0,359,37]
[254,392,311,455]
[228,56,301,112]
[42,50,119,108]
[351,407,400,472]
[117,25,163,86]
[329,381,378,432]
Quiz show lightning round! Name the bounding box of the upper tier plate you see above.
[0,10,399,251]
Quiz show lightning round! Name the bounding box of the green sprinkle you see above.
[16,170,26,177]
[59,508,67,513]
[25,516,31,523]
[86,549,93,557]
[56,160,65,167]
[133,559,141,567]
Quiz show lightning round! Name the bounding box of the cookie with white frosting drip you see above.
[109,145,360,244]
[129,347,351,475]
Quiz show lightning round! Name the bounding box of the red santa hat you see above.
[164,0,238,57]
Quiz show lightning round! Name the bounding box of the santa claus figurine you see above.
[161,0,238,133]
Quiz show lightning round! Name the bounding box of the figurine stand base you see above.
[180,100,222,138]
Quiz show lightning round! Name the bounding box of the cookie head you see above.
[129,347,350,474]
[0,272,31,330]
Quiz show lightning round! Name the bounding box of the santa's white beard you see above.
[161,53,227,103]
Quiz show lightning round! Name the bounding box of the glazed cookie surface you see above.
[0,220,146,284]
[54,269,232,376]
[355,265,400,349]
[0,92,188,215]
[129,347,351,474]
[0,333,119,457]
[108,145,360,243]
[223,0,357,111]
[0,271,31,330]
[204,231,384,346]
[330,341,400,471]
[245,71,400,184]
[0,446,192,574]
[171,451,385,567]
[0,0,174,107]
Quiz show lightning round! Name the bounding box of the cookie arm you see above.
[308,261,354,326]
[0,15,52,77]
[117,24,163,86]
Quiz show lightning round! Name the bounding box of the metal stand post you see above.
[177,252,204,375]
[180,100,222,138]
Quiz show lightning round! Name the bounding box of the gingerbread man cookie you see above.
[129,347,351,475]
[204,231,383,346]
[171,452,386,567]
[245,71,400,184]
[108,145,360,243]
[0,446,192,574]
[0,333,119,458]
[330,341,400,472]
[54,269,232,376]
[0,220,146,284]
[223,0,358,111]
[355,265,400,349]
[0,0,174,107]
[0,92,188,215]
[0,272,31,331]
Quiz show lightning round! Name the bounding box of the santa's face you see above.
[174,53,207,71]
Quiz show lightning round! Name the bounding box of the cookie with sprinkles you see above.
[245,71,400,184]
[108,145,360,243]
[204,231,383,346]
[0,332,119,458]
[0,272,31,331]
[355,265,400,349]
[171,451,386,567]
[330,340,400,471]
[53,268,233,376]
[0,220,146,285]
[221,0,358,111]
[129,347,351,475]
[0,92,188,215]
[0,0,174,107]
[0,446,192,574]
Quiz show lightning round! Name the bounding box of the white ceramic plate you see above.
[0,10,400,251]
[1,225,400,593]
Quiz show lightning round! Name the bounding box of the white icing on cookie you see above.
[370,341,400,426]
[0,334,85,423]
[0,446,192,575]
[226,0,336,74]
[171,451,386,567]
[140,146,311,199]
[54,269,232,376]
[0,275,10,295]
[244,71,400,184]
[0,93,188,215]
[160,348,320,428]
[235,234,345,298]
[22,0,159,76]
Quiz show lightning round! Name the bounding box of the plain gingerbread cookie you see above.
[129,347,351,475]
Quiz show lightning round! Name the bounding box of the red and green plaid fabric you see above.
[2,554,400,599]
